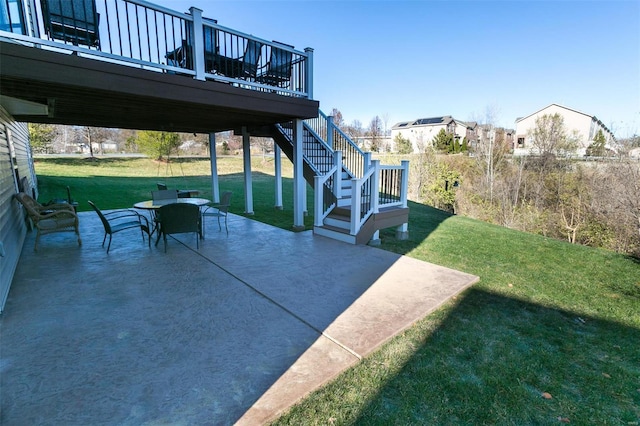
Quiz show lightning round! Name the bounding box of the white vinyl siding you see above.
[0,106,33,312]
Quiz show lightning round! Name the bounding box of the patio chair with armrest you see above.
[149,189,179,232]
[14,192,81,251]
[166,18,218,72]
[151,189,179,203]
[88,201,150,254]
[215,39,262,79]
[201,191,232,236]
[40,0,100,47]
[155,183,192,198]
[255,42,293,88]
[156,203,201,252]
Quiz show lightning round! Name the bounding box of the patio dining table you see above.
[133,197,211,242]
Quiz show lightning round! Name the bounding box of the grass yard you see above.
[34,155,316,230]
[34,155,640,425]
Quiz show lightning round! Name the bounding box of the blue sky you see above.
[163,0,639,137]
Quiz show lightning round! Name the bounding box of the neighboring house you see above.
[514,103,616,156]
[391,116,477,153]
[353,136,393,152]
[475,124,516,152]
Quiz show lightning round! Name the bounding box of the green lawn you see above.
[34,156,640,425]
[34,156,316,230]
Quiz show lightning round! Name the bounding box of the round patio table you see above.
[133,198,211,243]
[133,197,211,210]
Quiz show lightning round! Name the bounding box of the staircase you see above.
[264,110,410,244]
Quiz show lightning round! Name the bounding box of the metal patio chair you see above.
[214,39,262,79]
[201,190,232,236]
[88,201,150,254]
[255,42,293,87]
[156,203,201,252]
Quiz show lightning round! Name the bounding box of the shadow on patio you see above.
[1,211,478,425]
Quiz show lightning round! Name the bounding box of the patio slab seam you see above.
[178,234,365,362]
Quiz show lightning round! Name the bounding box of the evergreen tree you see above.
[394,134,414,154]
[461,137,469,152]
[586,129,607,157]
[432,129,454,153]
[28,123,57,154]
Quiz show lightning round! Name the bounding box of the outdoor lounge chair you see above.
[156,203,201,252]
[14,192,81,251]
[88,201,150,254]
[255,42,293,87]
[201,191,232,236]
[40,0,100,48]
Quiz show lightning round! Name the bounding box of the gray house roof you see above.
[392,116,475,130]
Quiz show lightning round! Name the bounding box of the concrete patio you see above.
[1,210,479,425]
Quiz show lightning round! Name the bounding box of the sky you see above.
[160,0,640,137]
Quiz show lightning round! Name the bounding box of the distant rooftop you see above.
[392,115,475,130]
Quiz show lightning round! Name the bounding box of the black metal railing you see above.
[0,0,312,98]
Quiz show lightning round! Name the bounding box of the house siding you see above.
[514,104,615,156]
[0,106,34,312]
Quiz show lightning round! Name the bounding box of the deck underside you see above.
[0,41,319,134]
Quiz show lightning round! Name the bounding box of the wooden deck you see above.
[0,41,319,134]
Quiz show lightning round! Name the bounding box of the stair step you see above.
[324,215,349,230]
[314,225,356,244]
[336,198,351,208]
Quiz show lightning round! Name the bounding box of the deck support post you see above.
[242,127,254,215]
[292,118,305,230]
[274,143,283,210]
[397,160,409,240]
[209,132,220,203]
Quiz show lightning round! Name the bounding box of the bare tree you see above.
[382,112,390,136]
[344,119,363,142]
[367,115,383,152]
[329,108,344,128]
[528,113,577,158]
[472,107,510,203]
[77,126,114,157]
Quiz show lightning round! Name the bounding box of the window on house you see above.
[517,137,525,147]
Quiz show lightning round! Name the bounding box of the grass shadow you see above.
[277,287,640,424]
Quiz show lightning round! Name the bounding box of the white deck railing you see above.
[0,0,312,98]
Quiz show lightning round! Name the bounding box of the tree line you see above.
[405,113,640,258]
[28,112,640,257]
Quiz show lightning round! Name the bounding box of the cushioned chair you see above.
[14,192,81,251]
[89,201,150,254]
[156,203,201,252]
[201,191,232,236]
